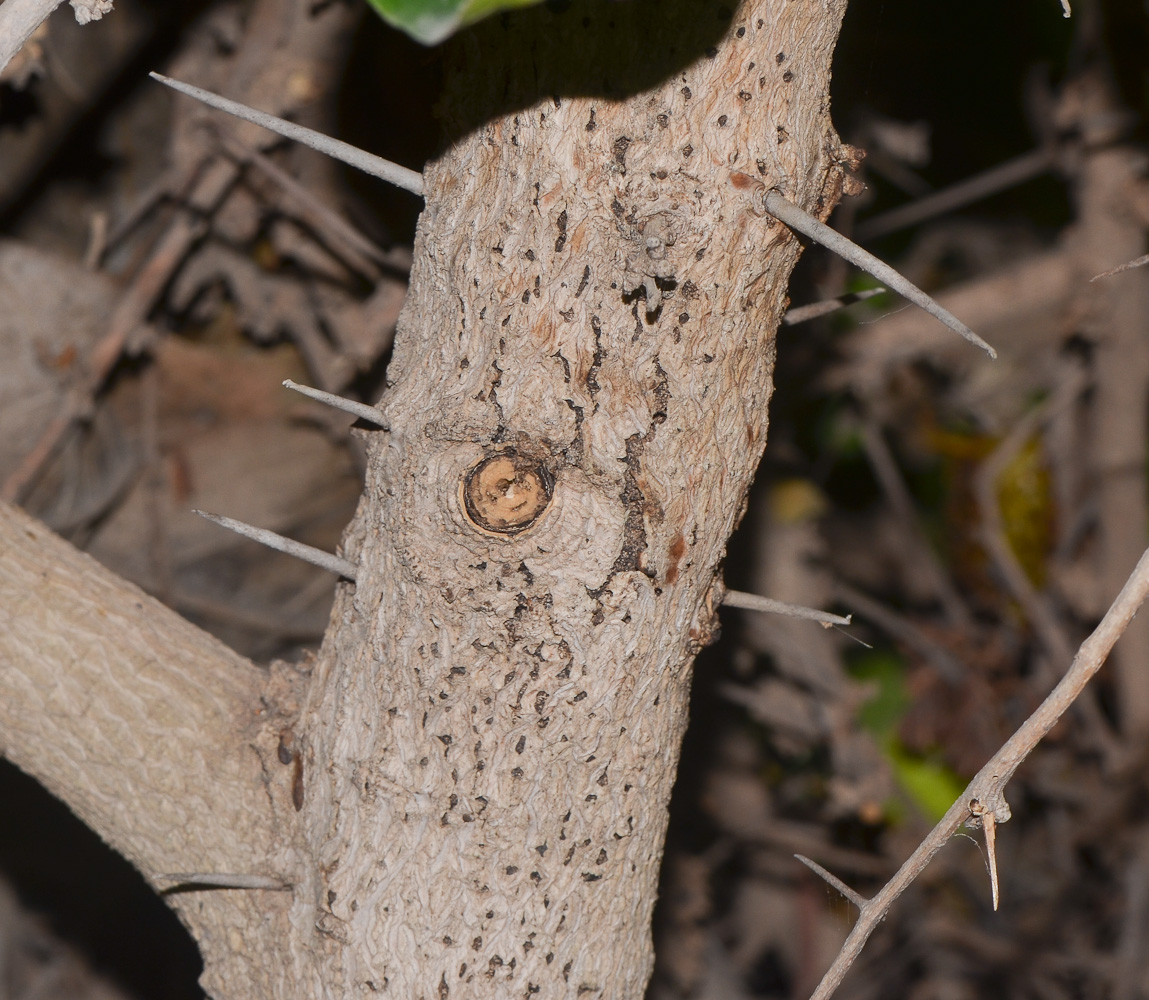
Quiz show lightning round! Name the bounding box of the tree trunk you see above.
[0,1,851,997]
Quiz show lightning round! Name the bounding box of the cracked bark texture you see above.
[1,1,850,998]
[293,2,850,997]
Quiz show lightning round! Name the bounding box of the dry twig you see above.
[217,131,411,279]
[855,147,1054,241]
[781,288,886,326]
[974,370,1088,673]
[831,581,965,684]
[1090,254,1149,282]
[0,183,226,502]
[859,417,970,627]
[807,543,1149,1000]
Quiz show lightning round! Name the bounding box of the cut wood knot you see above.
[462,453,553,535]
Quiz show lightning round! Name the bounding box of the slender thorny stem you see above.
[807,544,1149,1000]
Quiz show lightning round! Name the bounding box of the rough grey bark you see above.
[0,1,851,997]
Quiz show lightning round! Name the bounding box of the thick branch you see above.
[0,500,277,878]
[0,0,64,78]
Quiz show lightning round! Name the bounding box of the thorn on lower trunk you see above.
[782,287,886,326]
[283,380,388,428]
[149,72,425,197]
[155,873,291,891]
[763,190,997,359]
[193,509,359,582]
[722,588,852,626]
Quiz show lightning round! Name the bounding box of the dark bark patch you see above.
[554,210,568,252]
[664,531,687,585]
[291,755,304,811]
[612,136,631,171]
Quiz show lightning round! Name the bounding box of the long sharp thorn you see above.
[283,379,388,428]
[156,873,291,890]
[794,855,869,910]
[984,811,1001,911]
[782,287,886,326]
[149,72,424,197]
[763,190,997,358]
[193,509,358,582]
[722,589,852,626]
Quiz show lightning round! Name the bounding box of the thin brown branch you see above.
[859,417,971,627]
[808,542,1149,1000]
[974,372,1085,669]
[0,159,237,503]
[973,367,1120,762]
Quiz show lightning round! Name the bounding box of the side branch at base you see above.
[0,499,277,882]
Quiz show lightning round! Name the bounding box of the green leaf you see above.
[884,740,966,823]
[365,0,547,45]
[849,650,910,738]
[849,650,965,823]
